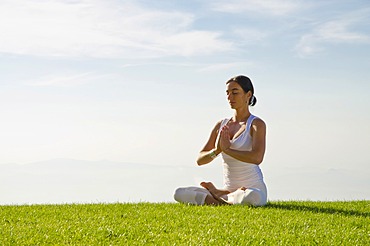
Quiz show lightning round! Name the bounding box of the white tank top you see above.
[220,115,266,193]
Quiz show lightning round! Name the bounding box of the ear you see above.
[246,91,252,100]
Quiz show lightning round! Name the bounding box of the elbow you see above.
[196,159,205,166]
[251,149,265,165]
[196,155,209,166]
[253,155,264,165]
[255,159,263,165]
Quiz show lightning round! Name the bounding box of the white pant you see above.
[174,186,211,205]
[174,186,267,206]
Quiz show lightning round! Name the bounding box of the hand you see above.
[215,131,222,154]
[219,125,231,151]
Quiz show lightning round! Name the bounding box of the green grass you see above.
[0,201,369,245]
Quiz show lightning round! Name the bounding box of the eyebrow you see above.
[226,88,240,93]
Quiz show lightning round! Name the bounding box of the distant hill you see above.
[0,158,221,205]
[0,158,368,204]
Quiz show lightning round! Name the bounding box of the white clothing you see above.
[174,187,210,205]
[174,114,267,206]
[226,188,267,206]
[220,115,267,197]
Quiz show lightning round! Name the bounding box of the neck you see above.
[233,107,250,122]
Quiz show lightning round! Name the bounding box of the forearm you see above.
[197,149,222,166]
[223,148,264,165]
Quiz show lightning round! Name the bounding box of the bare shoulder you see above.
[253,117,266,128]
[251,117,266,134]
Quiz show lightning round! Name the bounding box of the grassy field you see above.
[0,201,368,245]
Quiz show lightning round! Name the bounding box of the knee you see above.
[174,187,196,204]
[173,187,186,203]
[173,187,207,205]
[242,188,267,206]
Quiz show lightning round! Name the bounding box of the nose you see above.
[227,93,233,101]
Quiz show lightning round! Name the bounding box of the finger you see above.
[222,132,228,141]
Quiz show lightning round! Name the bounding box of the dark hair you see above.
[226,75,257,106]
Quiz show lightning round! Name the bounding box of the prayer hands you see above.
[216,125,231,152]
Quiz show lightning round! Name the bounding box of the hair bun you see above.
[250,95,257,106]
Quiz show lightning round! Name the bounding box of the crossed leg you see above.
[201,182,248,205]
[200,182,232,205]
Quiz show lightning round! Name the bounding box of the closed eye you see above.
[226,88,240,96]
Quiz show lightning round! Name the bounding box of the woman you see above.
[174,75,267,206]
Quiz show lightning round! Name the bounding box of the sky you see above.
[0,0,370,203]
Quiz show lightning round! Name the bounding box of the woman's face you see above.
[226,81,251,109]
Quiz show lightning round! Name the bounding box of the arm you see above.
[222,118,266,165]
[196,121,222,166]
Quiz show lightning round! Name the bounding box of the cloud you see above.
[211,0,304,16]
[24,72,113,87]
[296,12,370,56]
[0,0,232,58]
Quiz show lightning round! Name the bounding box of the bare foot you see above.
[200,182,231,205]
[204,195,224,206]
